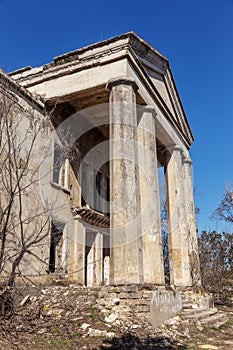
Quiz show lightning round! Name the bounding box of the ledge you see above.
[72,206,109,229]
[50,181,71,194]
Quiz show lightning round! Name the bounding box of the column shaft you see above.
[64,158,69,189]
[165,147,192,286]
[95,232,103,286]
[183,159,201,286]
[107,77,143,284]
[73,220,85,284]
[138,106,164,284]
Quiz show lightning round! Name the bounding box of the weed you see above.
[39,337,72,349]
[73,332,82,337]
[51,328,61,334]
[90,313,97,320]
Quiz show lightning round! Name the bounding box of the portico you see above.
[10,32,201,287]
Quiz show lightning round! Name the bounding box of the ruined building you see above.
[0,32,200,288]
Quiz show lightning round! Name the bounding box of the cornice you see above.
[10,32,168,88]
[10,43,130,88]
[126,48,193,147]
[0,69,45,111]
[164,65,194,143]
[7,32,193,146]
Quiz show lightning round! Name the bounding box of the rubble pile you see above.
[0,285,232,349]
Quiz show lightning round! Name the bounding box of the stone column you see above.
[95,232,103,286]
[183,158,201,286]
[164,146,192,287]
[73,220,85,284]
[106,76,143,285]
[138,106,164,284]
[64,158,69,189]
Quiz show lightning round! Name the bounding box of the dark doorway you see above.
[49,221,65,273]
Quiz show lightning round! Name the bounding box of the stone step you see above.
[182,307,205,315]
[200,312,228,326]
[181,308,218,320]
[182,302,195,309]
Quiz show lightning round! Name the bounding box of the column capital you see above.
[106,76,138,93]
[143,105,155,112]
[164,145,188,167]
[143,105,157,115]
[164,145,184,160]
[138,105,157,119]
[183,157,193,165]
[167,145,184,153]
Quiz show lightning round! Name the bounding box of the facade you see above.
[0,32,200,287]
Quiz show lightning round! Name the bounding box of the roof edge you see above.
[54,32,168,63]
[0,69,45,110]
[9,32,168,76]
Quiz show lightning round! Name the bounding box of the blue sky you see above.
[0,0,232,232]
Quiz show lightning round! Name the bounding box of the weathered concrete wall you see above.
[150,290,182,328]
[0,71,78,285]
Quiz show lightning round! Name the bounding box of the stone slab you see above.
[150,290,182,328]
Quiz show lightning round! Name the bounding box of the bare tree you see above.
[212,184,233,225]
[198,230,233,302]
[198,185,233,303]
[0,75,52,314]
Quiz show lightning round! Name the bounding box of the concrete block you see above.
[150,290,182,328]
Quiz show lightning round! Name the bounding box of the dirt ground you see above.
[0,286,232,350]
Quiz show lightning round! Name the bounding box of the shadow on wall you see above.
[100,332,187,349]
